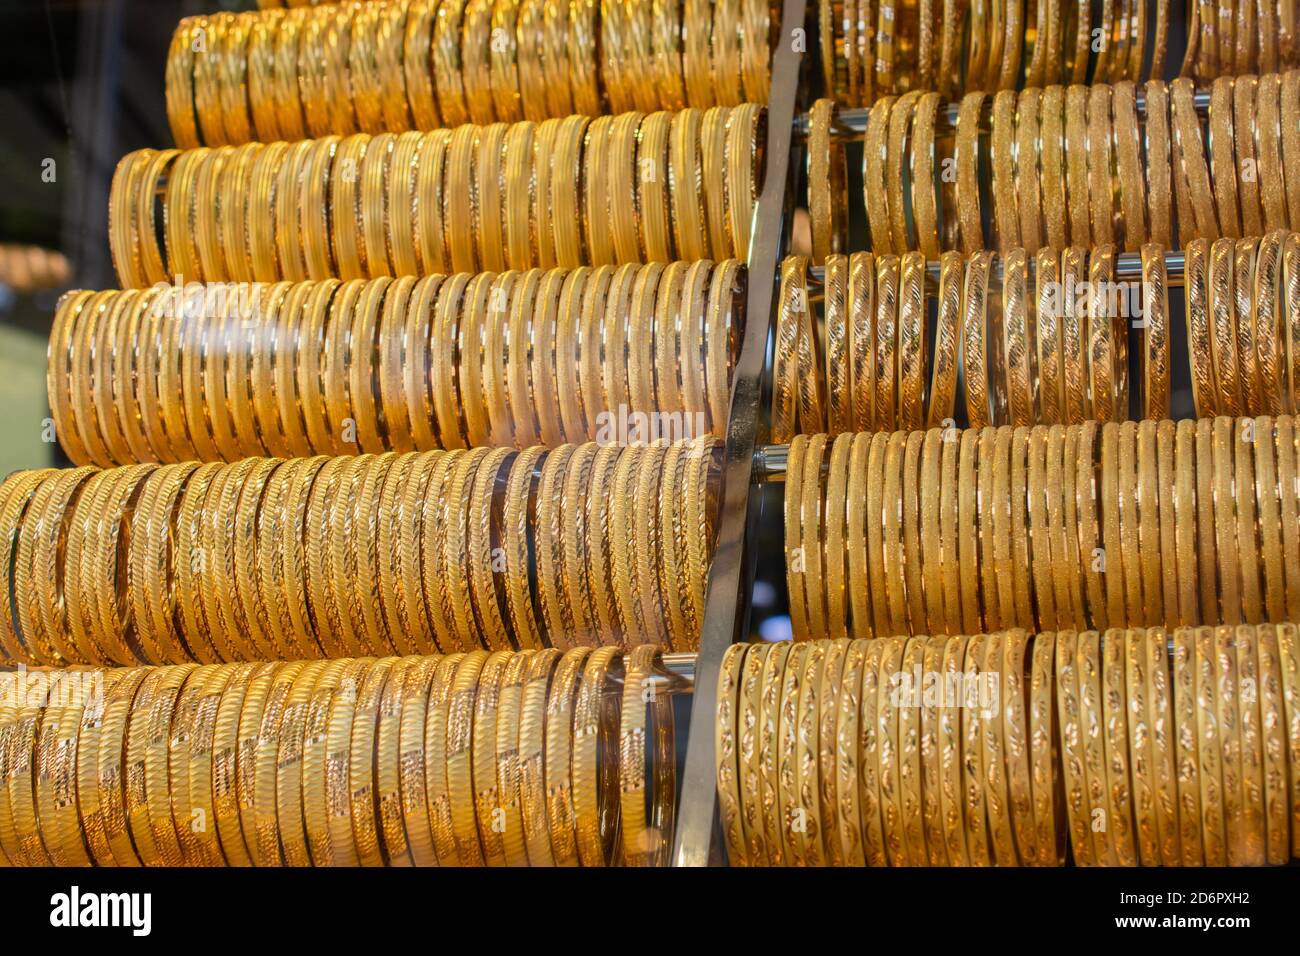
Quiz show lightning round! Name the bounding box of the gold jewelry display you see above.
[775,235,1300,435]
[810,76,1300,256]
[821,0,1295,102]
[780,415,1300,641]
[717,622,1300,866]
[49,263,740,465]
[0,440,719,665]
[169,2,773,145]
[0,646,681,866]
[110,107,761,285]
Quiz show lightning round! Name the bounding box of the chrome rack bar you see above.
[792,89,1214,139]
[671,0,807,868]
[804,250,1189,284]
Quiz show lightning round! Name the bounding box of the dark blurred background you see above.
[0,0,251,472]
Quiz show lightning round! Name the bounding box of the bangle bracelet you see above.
[446,650,488,865]
[1140,244,1171,419]
[863,96,896,253]
[1143,80,1173,248]
[423,653,464,864]
[808,99,840,265]
[897,252,927,431]
[872,254,898,431]
[824,255,851,434]
[637,111,674,262]
[911,92,942,259]
[926,251,960,428]
[1234,76,1263,237]
[955,93,986,253]
[1256,625,1289,864]
[886,92,922,253]
[553,115,590,267]
[1208,77,1241,239]
[961,251,991,428]
[990,90,1019,251]
[469,651,510,867]
[515,648,559,864]
[462,0,496,124]
[1014,88,1044,251]
[669,108,708,262]
[1208,236,1241,415]
[1002,248,1034,425]
[1255,232,1284,416]
[1234,237,1260,414]
[1062,86,1091,247]
[1258,74,1289,234]
[716,643,748,864]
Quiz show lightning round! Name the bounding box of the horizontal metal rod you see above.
[794,89,1214,139]
[805,249,1189,285]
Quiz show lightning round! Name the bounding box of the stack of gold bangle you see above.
[166,1,772,147]
[782,416,1300,642]
[806,73,1300,258]
[820,0,1300,103]
[48,262,741,465]
[773,234,1300,439]
[0,645,680,866]
[109,106,762,288]
[715,622,1300,866]
[1182,0,1300,81]
[0,439,717,666]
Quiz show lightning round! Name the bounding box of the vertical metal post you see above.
[671,0,806,866]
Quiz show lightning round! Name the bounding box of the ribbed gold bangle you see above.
[552,115,590,268]
[863,95,895,253]
[568,0,601,115]
[1234,237,1261,415]
[465,650,508,867]
[638,111,675,263]
[955,92,986,253]
[1256,625,1289,864]
[531,118,563,269]
[716,641,748,864]
[444,126,479,275]
[700,106,730,259]
[539,645,586,864]
[573,646,621,866]
[490,649,531,866]
[414,652,458,862]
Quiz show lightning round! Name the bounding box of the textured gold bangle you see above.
[863,95,896,254]
[552,115,590,268]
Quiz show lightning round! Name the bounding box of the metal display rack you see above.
[671,0,810,867]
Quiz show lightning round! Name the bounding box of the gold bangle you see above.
[550,117,589,269]
[957,632,991,865]
[1277,623,1300,860]
[637,111,674,262]
[772,257,805,442]
[517,0,549,120]
[423,652,465,864]
[700,107,730,259]
[953,92,986,253]
[608,113,650,264]
[445,650,488,865]
[716,642,748,864]
[1040,89,1071,251]
[1256,625,1290,864]
[532,118,562,269]
[823,255,851,435]
[990,90,1019,251]
[1236,237,1262,414]
[431,0,469,127]
[1208,77,1241,239]
[444,125,479,274]
[415,131,452,275]
[502,447,546,650]
[977,630,1016,865]
[1170,627,1204,863]
[863,95,896,253]
[886,91,921,253]
[1208,237,1241,415]
[462,0,496,124]
[808,99,842,265]
[568,0,601,115]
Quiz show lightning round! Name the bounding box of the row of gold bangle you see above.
[0,645,679,866]
[110,106,762,289]
[782,417,1300,643]
[820,0,1300,103]
[166,1,772,147]
[48,262,741,467]
[715,623,1300,865]
[819,0,1182,103]
[0,440,717,667]
[806,72,1300,261]
[775,234,1300,439]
